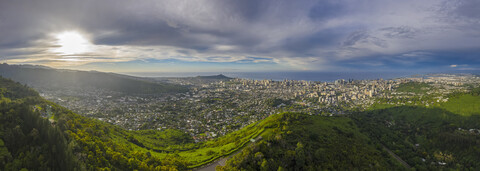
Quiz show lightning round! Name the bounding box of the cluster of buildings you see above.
[38,74,479,141]
[226,78,397,106]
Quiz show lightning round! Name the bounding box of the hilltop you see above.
[195,74,231,80]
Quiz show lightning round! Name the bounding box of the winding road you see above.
[195,135,262,171]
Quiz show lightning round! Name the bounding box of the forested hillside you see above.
[0,76,288,170]
[353,101,480,169]
[0,64,187,95]
[0,76,189,170]
[1,75,479,170]
[218,113,404,170]
[0,77,83,170]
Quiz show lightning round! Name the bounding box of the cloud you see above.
[0,0,479,72]
[450,64,457,68]
[379,26,419,39]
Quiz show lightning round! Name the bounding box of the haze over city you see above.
[1,0,479,73]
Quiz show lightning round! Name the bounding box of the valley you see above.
[0,66,479,170]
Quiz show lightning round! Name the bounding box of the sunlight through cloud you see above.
[52,31,92,55]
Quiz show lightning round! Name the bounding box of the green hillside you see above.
[0,76,275,170]
[0,77,83,170]
[218,113,403,170]
[353,106,480,170]
[1,75,479,170]
[0,76,404,170]
[396,82,432,94]
[0,64,187,95]
[439,94,480,116]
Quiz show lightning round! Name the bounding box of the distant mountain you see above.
[195,74,231,80]
[0,63,187,95]
[152,74,232,85]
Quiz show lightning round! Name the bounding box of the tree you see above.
[295,142,305,171]
[260,159,269,171]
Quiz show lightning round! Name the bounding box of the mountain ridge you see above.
[0,63,188,95]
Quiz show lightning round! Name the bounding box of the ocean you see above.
[122,71,422,82]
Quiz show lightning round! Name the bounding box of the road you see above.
[195,135,262,171]
[382,144,412,169]
[194,153,231,171]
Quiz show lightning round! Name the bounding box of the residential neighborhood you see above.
[39,74,480,141]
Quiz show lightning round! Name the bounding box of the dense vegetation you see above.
[0,63,187,95]
[0,76,273,170]
[0,77,190,170]
[0,77,83,170]
[1,74,479,170]
[219,84,480,170]
[265,98,291,107]
[353,102,480,169]
[218,113,403,170]
[438,87,480,116]
[195,74,231,80]
[396,82,432,94]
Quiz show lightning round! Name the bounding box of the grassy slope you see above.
[438,94,480,116]
[61,106,270,169]
[372,93,480,116]
[126,119,267,168]
[373,83,480,117]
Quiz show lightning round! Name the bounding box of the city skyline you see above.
[1,0,479,73]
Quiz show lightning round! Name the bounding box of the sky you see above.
[0,0,479,73]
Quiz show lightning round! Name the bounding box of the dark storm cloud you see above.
[64,0,271,51]
[281,30,343,55]
[217,0,271,22]
[82,0,318,52]
[92,19,186,46]
[342,31,387,48]
[342,31,370,47]
[0,0,479,71]
[379,26,418,39]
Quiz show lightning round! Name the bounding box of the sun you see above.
[53,31,91,55]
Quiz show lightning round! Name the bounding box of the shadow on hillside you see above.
[351,105,480,169]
